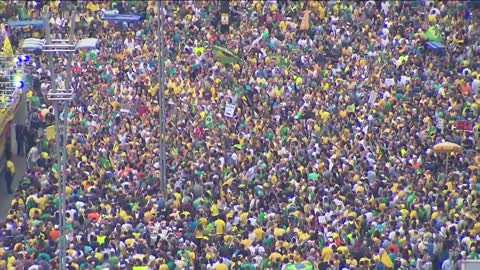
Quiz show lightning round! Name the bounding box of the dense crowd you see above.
[1,0,480,269]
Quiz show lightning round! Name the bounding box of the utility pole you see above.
[43,15,65,269]
[43,14,61,171]
[59,9,76,270]
[43,9,77,270]
[157,0,167,198]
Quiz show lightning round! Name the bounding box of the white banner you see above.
[368,91,377,106]
[224,104,235,118]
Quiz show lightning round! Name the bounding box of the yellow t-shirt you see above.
[215,263,228,270]
[269,252,282,262]
[253,227,264,242]
[211,203,219,217]
[279,21,287,32]
[240,212,249,226]
[86,2,100,12]
[215,219,225,235]
[125,238,136,248]
[6,160,15,174]
[273,227,285,238]
[37,196,47,210]
[29,208,42,218]
[94,252,103,261]
[322,246,333,262]
[66,144,75,154]
[240,238,253,249]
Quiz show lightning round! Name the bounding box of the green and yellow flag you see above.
[52,163,60,179]
[346,104,356,112]
[380,250,394,268]
[285,262,314,270]
[425,25,442,43]
[205,111,213,129]
[271,54,289,67]
[212,45,242,65]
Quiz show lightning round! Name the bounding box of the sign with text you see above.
[455,120,473,132]
[221,13,229,25]
[224,104,235,118]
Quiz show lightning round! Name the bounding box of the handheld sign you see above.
[455,120,473,132]
[368,91,377,106]
[224,104,235,118]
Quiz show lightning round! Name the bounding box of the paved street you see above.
[0,155,26,222]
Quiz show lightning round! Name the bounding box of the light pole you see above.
[157,0,167,198]
[42,11,76,270]
[34,11,99,270]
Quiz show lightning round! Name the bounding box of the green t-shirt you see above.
[241,263,255,270]
[40,139,49,152]
[263,236,273,248]
[308,172,319,181]
[109,256,119,266]
[30,96,40,109]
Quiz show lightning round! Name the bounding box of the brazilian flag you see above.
[346,104,356,112]
[425,25,442,42]
[52,163,60,179]
[205,111,213,129]
[212,45,243,65]
[285,262,314,270]
[270,54,289,67]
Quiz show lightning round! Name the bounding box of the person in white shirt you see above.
[124,34,135,53]
[441,257,455,270]
[471,76,480,94]
[27,145,40,169]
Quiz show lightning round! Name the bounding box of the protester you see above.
[5,154,15,194]
[0,1,479,270]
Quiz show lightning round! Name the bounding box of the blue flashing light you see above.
[21,55,30,63]
[14,81,25,89]
[15,55,30,65]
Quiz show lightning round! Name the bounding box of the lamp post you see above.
[34,11,99,270]
[42,11,76,270]
[157,0,167,198]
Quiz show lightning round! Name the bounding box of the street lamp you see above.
[22,11,99,270]
[157,0,167,198]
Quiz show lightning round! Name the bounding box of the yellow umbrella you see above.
[432,142,462,153]
[432,142,463,174]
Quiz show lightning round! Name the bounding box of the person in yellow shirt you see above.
[5,157,15,194]
[215,258,228,270]
[321,245,333,262]
[214,216,226,236]
[239,212,249,226]
[211,200,220,218]
[253,227,264,242]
